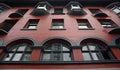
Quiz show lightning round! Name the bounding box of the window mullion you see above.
[87,43,94,61]
[9,45,19,61]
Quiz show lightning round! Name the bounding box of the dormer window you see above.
[65,1,86,15]
[106,2,120,16]
[37,5,47,11]
[31,2,52,16]
[71,5,81,10]
[111,6,120,14]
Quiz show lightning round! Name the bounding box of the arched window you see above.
[115,38,120,45]
[81,41,114,61]
[2,42,32,61]
[42,41,72,61]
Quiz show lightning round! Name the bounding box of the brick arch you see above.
[39,36,77,46]
[3,36,39,46]
[111,36,120,45]
[77,36,109,46]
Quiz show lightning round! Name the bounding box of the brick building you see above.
[0,0,120,70]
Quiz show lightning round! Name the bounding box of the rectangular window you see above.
[24,19,39,29]
[77,19,93,29]
[51,19,64,29]
[0,20,18,34]
[98,19,118,28]
[53,8,63,14]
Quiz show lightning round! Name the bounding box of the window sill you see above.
[0,60,120,64]
[78,28,95,30]
[51,13,65,15]
[21,29,37,30]
[49,28,66,30]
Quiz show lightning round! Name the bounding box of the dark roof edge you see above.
[0,0,120,7]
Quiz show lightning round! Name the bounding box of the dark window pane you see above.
[54,8,63,14]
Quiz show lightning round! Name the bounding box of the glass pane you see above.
[22,54,31,61]
[26,47,32,51]
[113,8,120,13]
[42,53,51,61]
[79,26,88,29]
[82,46,88,51]
[17,45,26,51]
[3,53,13,61]
[63,46,70,51]
[52,43,61,51]
[12,53,22,61]
[11,47,17,51]
[28,26,36,29]
[82,53,91,60]
[52,26,64,29]
[63,53,71,61]
[53,53,61,61]
[89,45,97,51]
[91,53,99,60]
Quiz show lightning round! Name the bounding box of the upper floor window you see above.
[9,9,29,18]
[89,9,108,17]
[71,5,81,10]
[31,2,52,16]
[106,2,120,16]
[53,8,64,14]
[23,19,39,30]
[77,19,93,29]
[81,42,114,61]
[98,19,118,28]
[1,42,32,61]
[111,6,120,15]
[41,41,72,61]
[51,19,64,29]
[0,3,11,13]
[65,1,86,15]
[0,20,18,34]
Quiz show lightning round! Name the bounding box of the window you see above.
[53,8,64,14]
[51,19,64,29]
[9,9,29,18]
[0,4,10,13]
[71,5,81,10]
[98,19,118,28]
[1,42,32,61]
[81,42,114,61]
[42,41,72,61]
[24,19,39,29]
[37,5,47,11]
[89,9,108,17]
[89,9,101,14]
[0,20,18,34]
[77,19,92,29]
[111,6,120,14]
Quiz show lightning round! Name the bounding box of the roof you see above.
[0,0,120,6]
